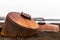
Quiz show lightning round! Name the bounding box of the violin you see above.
[1,12,39,37]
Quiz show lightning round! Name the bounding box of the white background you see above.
[0,0,60,19]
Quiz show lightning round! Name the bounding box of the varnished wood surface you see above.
[0,23,60,40]
[7,12,38,29]
[1,12,39,37]
[38,24,59,32]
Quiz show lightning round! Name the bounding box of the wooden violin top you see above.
[7,12,39,29]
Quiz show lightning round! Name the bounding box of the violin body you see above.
[1,12,39,37]
[38,23,59,32]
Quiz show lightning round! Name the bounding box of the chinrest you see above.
[21,12,31,20]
